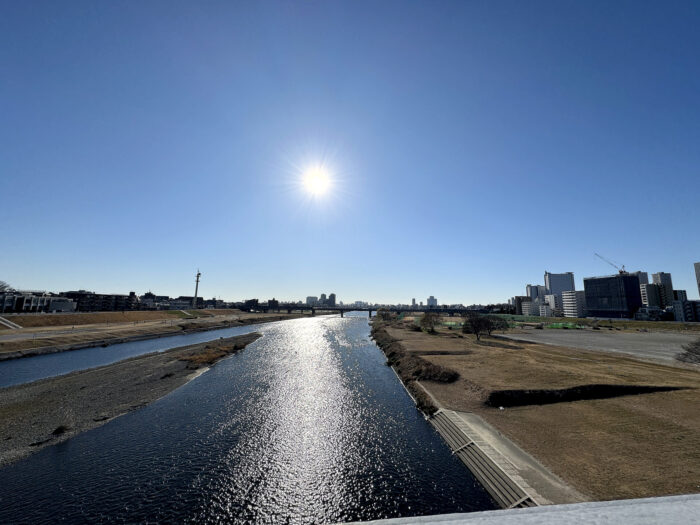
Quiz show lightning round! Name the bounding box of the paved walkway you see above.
[499,329,697,365]
[345,494,700,524]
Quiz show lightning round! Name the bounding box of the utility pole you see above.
[192,270,201,309]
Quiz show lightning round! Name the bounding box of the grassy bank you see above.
[371,319,459,415]
[372,316,700,501]
[0,312,303,358]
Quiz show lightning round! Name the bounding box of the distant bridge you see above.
[246,305,484,318]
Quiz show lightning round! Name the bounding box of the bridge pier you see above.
[340,310,344,318]
[311,308,315,317]
[368,309,372,318]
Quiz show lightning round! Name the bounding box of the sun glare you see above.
[302,166,331,197]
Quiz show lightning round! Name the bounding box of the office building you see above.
[526,284,547,302]
[584,274,643,318]
[630,271,649,285]
[328,293,336,307]
[521,301,537,316]
[651,272,674,307]
[544,272,575,295]
[510,296,530,316]
[544,294,563,315]
[640,283,662,307]
[672,300,695,323]
[411,298,416,307]
[562,290,586,318]
[674,290,688,302]
[427,296,438,307]
[306,296,318,306]
[539,304,553,317]
[695,263,700,297]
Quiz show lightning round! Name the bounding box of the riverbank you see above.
[0,311,303,360]
[0,332,261,468]
[370,317,700,502]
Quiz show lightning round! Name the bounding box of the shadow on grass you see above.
[485,384,686,407]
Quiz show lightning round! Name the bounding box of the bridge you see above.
[245,305,484,318]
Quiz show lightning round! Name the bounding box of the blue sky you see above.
[2,1,699,304]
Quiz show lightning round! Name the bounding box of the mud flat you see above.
[0,332,261,468]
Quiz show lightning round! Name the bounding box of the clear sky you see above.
[2,1,699,304]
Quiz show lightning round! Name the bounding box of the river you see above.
[0,313,495,523]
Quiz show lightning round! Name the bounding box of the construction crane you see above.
[594,253,626,274]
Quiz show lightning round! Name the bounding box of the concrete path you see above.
[0,316,22,329]
[344,493,700,524]
[450,411,586,505]
[499,329,697,365]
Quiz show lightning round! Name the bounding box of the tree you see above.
[420,312,441,333]
[376,308,394,322]
[463,312,488,341]
[484,315,509,336]
[0,281,12,292]
[676,338,700,364]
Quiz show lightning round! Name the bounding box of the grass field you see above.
[3,309,245,328]
[374,318,700,501]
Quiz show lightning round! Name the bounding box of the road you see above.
[500,329,698,364]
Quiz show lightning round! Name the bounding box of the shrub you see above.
[676,338,700,364]
[420,312,441,333]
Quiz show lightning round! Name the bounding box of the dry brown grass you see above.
[378,320,700,501]
[6,311,185,328]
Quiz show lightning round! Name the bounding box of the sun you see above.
[302,166,331,196]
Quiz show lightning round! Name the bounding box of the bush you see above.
[676,338,700,364]
[420,312,441,333]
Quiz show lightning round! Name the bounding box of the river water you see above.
[0,314,495,523]
[0,323,263,388]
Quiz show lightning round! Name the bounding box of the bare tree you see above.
[463,312,488,340]
[0,281,12,292]
[376,308,394,322]
[420,312,441,333]
[676,338,700,364]
[484,315,509,336]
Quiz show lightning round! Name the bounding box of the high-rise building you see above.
[328,293,336,307]
[584,274,643,318]
[630,271,649,285]
[562,290,586,318]
[427,296,438,307]
[674,290,688,302]
[544,294,563,315]
[411,298,416,307]
[544,272,575,295]
[526,284,547,302]
[306,296,318,306]
[640,283,662,307]
[695,263,700,297]
[510,296,530,316]
[651,272,674,307]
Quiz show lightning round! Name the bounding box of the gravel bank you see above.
[0,332,261,468]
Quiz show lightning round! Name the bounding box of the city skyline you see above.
[4,259,700,306]
[2,1,700,304]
